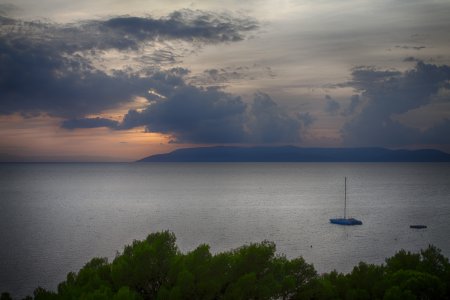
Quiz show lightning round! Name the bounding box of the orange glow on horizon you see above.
[0,114,179,162]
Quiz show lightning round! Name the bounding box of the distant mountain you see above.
[138,146,450,162]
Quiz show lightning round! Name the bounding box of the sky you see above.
[1,0,450,161]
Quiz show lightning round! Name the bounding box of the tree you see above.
[2,232,449,300]
[111,231,178,299]
[0,293,12,300]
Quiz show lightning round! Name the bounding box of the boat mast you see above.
[344,176,347,219]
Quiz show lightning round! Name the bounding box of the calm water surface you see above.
[1,163,450,297]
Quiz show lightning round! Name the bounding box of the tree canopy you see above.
[2,231,449,300]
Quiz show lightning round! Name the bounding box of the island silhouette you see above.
[138,146,450,162]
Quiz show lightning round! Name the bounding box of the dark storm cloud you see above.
[297,112,315,128]
[115,91,304,144]
[0,10,258,51]
[343,62,450,115]
[0,10,307,144]
[422,119,450,144]
[342,62,450,146]
[0,11,258,118]
[0,35,188,118]
[343,109,421,146]
[343,67,401,91]
[61,117,120,130]
[0,38,150,118]
[324,95,340,115]
[38,10,257,52]
[343,94,361,116]
[98,10,259,47]
[120,86,248,143]
[247,92,303,143]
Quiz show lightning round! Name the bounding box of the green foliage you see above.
[0,292,12,300]
[111,231,177,299]
[346,262,386,298]
[3,234,450,300]
[33,287,57,300]
[312,245,450,300]
[385,250,421,272]
[383,285,416,300]
[388,269,444,299]
[385,244,450,299]
[156,240,317,300]
[56,257,113,299]
[113,287,142,300]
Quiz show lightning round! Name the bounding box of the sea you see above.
[1,162,450,298]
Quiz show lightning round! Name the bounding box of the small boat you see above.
[410,225,427,229]
[330,177,362,226]
[330,218,363,225]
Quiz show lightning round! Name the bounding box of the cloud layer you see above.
[1,9,258,51]
[68,90,307,144]
[1,11,308,144]
[2,4,450,151]
[342,62,450,146]
[0,10,258,119]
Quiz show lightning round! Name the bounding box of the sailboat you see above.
[330,177,362,225]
